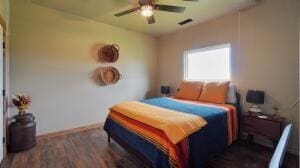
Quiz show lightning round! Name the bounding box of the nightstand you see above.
[9,113,36,153]
[242,113,285,147]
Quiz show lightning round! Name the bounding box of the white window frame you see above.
[183,43,232,81]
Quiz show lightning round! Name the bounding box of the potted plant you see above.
[12,94,31,115]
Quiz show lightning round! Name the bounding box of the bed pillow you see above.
[176,81,204,101]
[226,84,237,104]
[198,81,230,104]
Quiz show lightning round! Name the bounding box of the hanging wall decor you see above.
[99,67,122,85]
[98,44,119,63]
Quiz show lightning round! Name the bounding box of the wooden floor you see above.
[0,127,298,168]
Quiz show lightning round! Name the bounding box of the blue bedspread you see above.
[104,97,228,168]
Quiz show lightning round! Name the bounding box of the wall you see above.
[158,0,299,154]
[158,14,240,88]
[9,0,157,135]
[238,0,299,154]
[0,0,9,23]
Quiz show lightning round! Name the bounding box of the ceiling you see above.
[31,0,257,36]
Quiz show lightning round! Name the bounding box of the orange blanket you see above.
[110,101,207,144]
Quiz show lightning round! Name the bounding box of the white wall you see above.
[158,0,299,154]
[9,0,157,135]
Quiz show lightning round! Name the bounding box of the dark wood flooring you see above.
[0,127,298,168]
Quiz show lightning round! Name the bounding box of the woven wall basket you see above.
[99,67,121,85]
[98,44,119,63]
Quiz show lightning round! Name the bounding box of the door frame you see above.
[0,15,8,158]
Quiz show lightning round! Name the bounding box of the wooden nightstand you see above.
[242,113,285,147]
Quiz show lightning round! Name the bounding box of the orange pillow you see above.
[176,81,204,101]
[198,81,230,104]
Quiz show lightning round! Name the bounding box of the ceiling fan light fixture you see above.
[141,5,154,17]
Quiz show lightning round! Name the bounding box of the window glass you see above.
[184,44,231,81]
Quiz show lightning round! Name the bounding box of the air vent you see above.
[178,18,193,25]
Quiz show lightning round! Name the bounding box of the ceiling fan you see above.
[114,0,198,24]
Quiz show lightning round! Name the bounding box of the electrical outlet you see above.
[272,105,280,112]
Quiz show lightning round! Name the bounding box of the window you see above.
[184,44,231,81]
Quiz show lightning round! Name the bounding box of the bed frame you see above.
[108,132,153,167]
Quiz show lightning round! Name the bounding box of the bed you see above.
[104,95,240,168]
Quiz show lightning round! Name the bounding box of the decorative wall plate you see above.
[98,44,119,63]
[99,67,121,85]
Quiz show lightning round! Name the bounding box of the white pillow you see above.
[226,84,237,104]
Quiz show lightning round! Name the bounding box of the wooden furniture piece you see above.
[242,113,285,147]
[8,113,36,153]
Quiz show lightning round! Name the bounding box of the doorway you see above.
[0,15,7,162]
[0,20,4,162]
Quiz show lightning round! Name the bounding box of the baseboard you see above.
[37,123,104,140]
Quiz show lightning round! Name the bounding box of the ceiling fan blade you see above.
[147,15,155,24]
[114,7,140,17]
[155,4,186,13]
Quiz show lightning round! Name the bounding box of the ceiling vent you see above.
[178,18,193,25]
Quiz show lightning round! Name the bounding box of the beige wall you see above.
[158,0,299,154]
[158,14,240,89]
[238,0,299,154]
[0,0,9,23]
[9,0,157,135]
